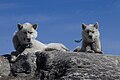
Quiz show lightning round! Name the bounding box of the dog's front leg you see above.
[86,45,94,53]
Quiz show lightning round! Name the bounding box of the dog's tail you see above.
[74,39,82,43]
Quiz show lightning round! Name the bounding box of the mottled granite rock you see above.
[1,51,120,80]
[0,56,10,77]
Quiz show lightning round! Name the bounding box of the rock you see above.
[10,52,37,77]
[1,51,120,80]
[35,51,120,80]
[0,55,10,76]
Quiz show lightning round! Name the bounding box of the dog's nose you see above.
[27,38,31,42]
[89,36,92,39]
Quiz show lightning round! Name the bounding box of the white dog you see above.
[13,23,69,55]
[80,22,103,53]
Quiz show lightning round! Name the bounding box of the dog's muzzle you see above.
[26,43,33,48]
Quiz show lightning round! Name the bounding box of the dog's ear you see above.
[33,24,38,30]
[82,23,86,30]
[94,22,99,29]
[17,23,23,31]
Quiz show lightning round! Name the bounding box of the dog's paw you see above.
[86,50,95,53]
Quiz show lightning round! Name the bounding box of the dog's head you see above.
[16,23,38,46]
[82,22,100,43]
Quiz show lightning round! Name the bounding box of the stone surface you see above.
[0,56,10,76]
[1,51,120,80]
[10,52,37,77]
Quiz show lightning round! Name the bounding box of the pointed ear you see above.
[33,24,38,30]
[82,23,86,30]
[94,22,99,29]
[17,23,23,31]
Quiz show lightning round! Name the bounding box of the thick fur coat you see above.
[80,22,103,53]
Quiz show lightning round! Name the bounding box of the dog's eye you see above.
[92,31,94,33]
[86,30,89,33]
[24,32,27,34]
[29,32,33,34]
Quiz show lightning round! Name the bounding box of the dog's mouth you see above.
[25,43,33,48]
[88,38,95,43]
[24,38,32,42]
